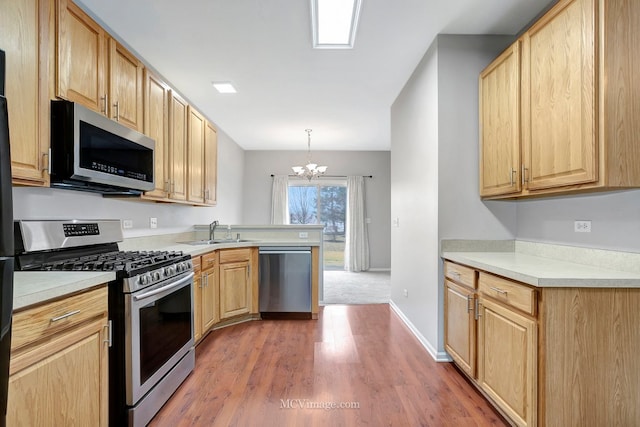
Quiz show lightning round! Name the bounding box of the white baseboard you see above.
[368,267,391,272]
[389,300,452,363]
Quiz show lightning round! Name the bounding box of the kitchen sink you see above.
[180,239,254,245]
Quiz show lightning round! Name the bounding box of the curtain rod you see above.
[270,174,373,178]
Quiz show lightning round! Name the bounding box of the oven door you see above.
[125,271,194,405]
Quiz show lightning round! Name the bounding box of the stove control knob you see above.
[176,262,185,273]
[152,271,162,281]
[139,274,151,286]
[165,266,176,276]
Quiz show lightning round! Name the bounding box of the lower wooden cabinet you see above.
[219,260,251,319]
[444,279,476,377]
[201,252,219,331]
[8,286,109,426]
[477,297,537,427]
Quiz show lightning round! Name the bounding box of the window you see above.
[288,180,346,270]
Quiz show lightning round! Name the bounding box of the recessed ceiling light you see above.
[311,0,362,49]
[212,82,237,94]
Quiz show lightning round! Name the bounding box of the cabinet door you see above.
[479,41,521,197]
[143,70,170,199]
[202,268,218,330]
[522,0,597,191]
[0,0,49,186]
[204,121,218,205]
[219,261,250,319]
[108,38,143,131]
[187,107,205,203]
[56,0,107,113]
[168,91,188,201]
[194,273,202,342]
[7,318,108,426]
[478,297,537,427]
[444,280,476,377]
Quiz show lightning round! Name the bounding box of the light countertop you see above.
[442,251,640,288]
[13,238,320,309]
[13,271,115,310]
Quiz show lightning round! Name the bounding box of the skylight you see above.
[212,82,237,94]
[311,0,362,49]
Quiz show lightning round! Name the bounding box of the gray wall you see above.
[243,150,391,269]
[390,34,516,358]
[13,129,245,236]
[516,190,640,252]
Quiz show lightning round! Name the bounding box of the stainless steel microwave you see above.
[50,100,155,195]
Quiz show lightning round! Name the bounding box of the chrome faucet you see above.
[209,220,219,241]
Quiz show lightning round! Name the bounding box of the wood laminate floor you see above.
[149,304,507,427]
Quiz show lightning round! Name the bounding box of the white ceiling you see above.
[77,0,555,151]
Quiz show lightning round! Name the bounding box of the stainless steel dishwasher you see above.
[259,246,312,319]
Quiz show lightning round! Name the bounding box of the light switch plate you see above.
[123,220,133,229]
[150,217,158,229]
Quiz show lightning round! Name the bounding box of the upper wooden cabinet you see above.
[168,91,188,202]
[204,121,218,205]
[479,42,521,197]
[480,0,640,199]
[187,107,205,204]
[0,0,50,186]
[143,69,170,199]
[55,0,143,131]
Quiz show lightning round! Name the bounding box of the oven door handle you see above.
[133,272,194,301]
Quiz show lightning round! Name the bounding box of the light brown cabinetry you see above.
[480,0,640,199]
[204,121,218,205]
[444,279,476,377]
[168,91,188,201]
[219,248,252,320]
[7,286,109,426]
[200,252,219,331]
[477,277,537,427]
[0,0,50,186]
[55,0,143,131]
[192,256,203,341]
[479,42,521,197]
[142,69,170,199]
[187,107,205,204]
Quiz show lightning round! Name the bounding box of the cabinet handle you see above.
[490,286,508,296]
[466,295,473,313]
[451,271,461,280]
[164,180,170,192]
[42,150,50,173]
[101,94,108,115]
[199,274,203,288]
[509,167,516,186]
[521,164,529,185]
[103,320,112,347]
[50,309,81,322]
[113,101,120,121]
[475,299,481,320]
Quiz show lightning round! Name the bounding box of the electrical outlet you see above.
[574,220,591,233]
[122,220,133,229]
[299,232,308,239]
[403,289,408,297]
[149,217,158,229]
[393,218,400,227]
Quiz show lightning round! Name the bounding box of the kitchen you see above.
[2,0,640,425]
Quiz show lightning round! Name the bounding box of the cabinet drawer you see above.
[11,286,108,352]
[479,272,536,316]
[192,256,202,274]
[444,261,477,289]
[202,251,217,270]
[219,248,251,264]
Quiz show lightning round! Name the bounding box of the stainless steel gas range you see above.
[14,219,195,426]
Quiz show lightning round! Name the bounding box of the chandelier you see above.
[292,129,327,180]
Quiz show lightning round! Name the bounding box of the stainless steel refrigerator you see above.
[0,48,14,427]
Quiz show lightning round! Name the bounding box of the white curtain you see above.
[271,175,289,224]
[345,176,370,271]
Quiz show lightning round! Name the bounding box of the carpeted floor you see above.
[322,270,391,304]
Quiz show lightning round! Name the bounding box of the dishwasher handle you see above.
[259,246,312,254]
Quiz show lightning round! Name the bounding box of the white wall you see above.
[516,190,640,252]
[13,129,245,237]
[243,150,391,269]
[390,34,516,358]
